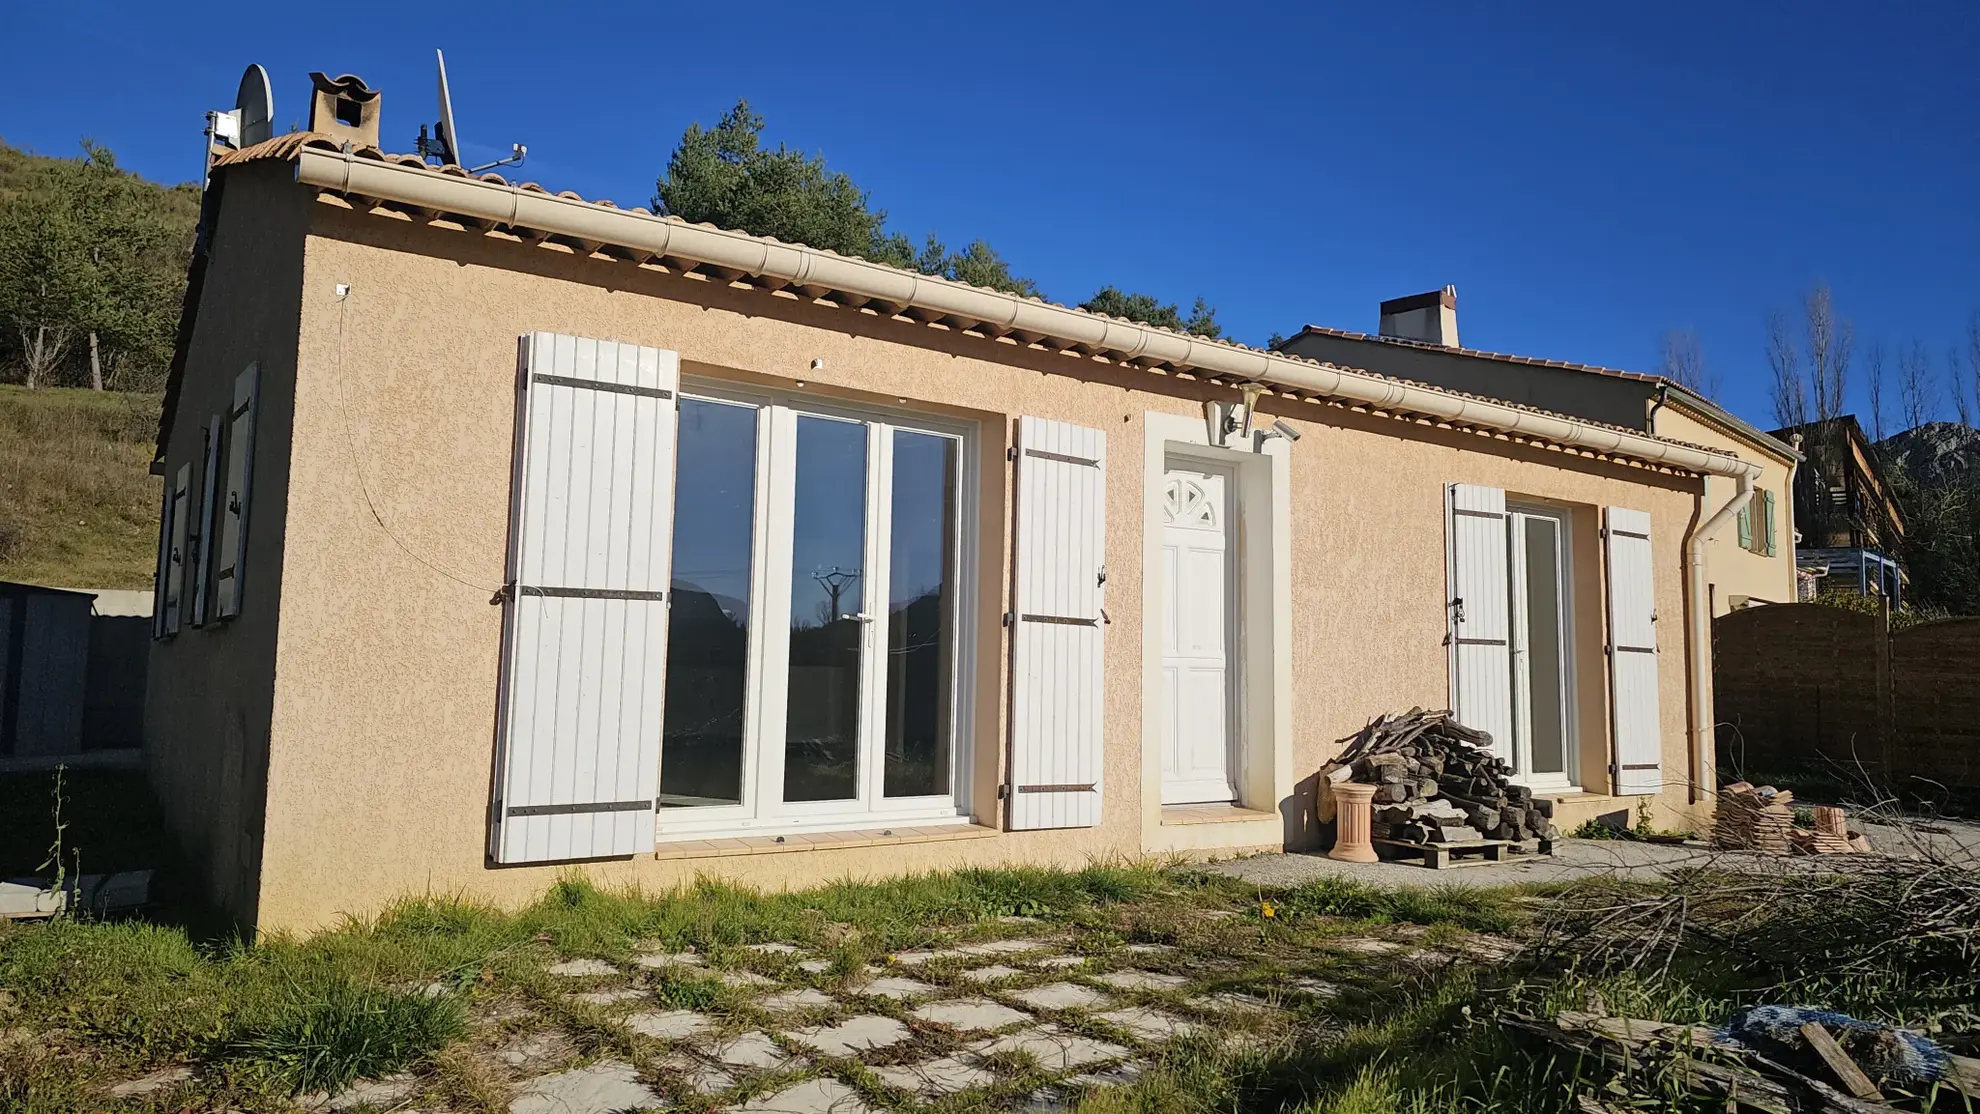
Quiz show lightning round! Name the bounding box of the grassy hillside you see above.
[0,385,161,589]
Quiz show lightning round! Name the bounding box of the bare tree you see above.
[1898,340,1935,431]
[1658,329,1718,398]
[1804,282,1853,424]
[1951,344,1973,427]
[1766,309,1808,428]
[1969,310,1980,428]
[1765,282,1854,429]
[1866,342,1889,441]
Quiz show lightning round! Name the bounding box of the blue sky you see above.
[6,1,1976,433]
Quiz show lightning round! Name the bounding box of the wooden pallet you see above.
[1373,837,1553,869]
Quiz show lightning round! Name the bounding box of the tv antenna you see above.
[416,49,526,174]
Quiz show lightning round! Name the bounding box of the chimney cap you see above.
[1378,286,1457,316]
[308,72,380,103]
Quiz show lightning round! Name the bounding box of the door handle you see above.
[843,612,874,623]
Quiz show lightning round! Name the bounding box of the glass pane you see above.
[1522,516,1568,776]
[784,416,868,802]
[661,399,759,808]
[884,431,958,797]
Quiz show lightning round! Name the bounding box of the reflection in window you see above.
[660,399,757,808]
[784,416,867,802]
[884,431,957,797]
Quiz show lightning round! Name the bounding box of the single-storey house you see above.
[1277,290,1801,618]
[148,74,1762,933]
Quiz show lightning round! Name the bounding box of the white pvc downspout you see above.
[1684,472,1754,804]
[291,146,1762,485]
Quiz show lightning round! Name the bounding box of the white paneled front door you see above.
[1160,464,1235,805]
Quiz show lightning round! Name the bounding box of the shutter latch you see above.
[490,583,514,605]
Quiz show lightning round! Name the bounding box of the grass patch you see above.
[1275,877,1521,934]
[0,384,161,588]
[229,980,463,1094]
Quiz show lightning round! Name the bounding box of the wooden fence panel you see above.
[1713,604,1886,779]
[1891,618,1980,793]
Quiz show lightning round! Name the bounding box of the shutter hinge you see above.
[491,583,513,605]
[1007,446,1017,462]
[1003,611,1015,628]
[997,784,1009,800]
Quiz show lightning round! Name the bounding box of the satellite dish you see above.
[235,64,274,147]
[434,49,460,166]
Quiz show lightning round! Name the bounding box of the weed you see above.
[1275,878,1521,934]
[229,980,463,1094]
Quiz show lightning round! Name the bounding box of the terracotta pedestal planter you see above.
[1328,782,1380,864]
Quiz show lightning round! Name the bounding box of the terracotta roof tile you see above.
[197,135,1734,465]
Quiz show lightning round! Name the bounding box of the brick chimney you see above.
[1378,286,1459,348]
[307,73,381,149]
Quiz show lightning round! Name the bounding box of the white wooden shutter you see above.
[491,332,680,863]
[1605,506,1662,795]
[163,464,191,635]
[214,365,259,620]
[191,415,222,628]
[1446,483,1513,760]
[1007,416,1106,830]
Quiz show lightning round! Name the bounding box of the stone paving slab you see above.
[719,970,780,988]
[1327,937,1403,956]
[973,1025,1129,1073]
[960,964,1024,983]
[1093,970,1188,992]
[658,1052,736,1095]
[1095,1007,1196,1043]
[320,1073,418,1111]
[574,987,653,1005]
[1010,982,1110,1011]
[1030,955,1088,969]
[911,997,1032,1030]
[1123,944,1173,955]
[761,988,836,1011]
[861,976,937,1000]
[748,943,802,954]
[636,952,704,969]
[107,1066,193,1098]
[797,959,834,974]
[874,1054,999,1095]
[510,1060,662,1114]
[496,1031,576,1069]
[953,938,1049,956]
[626,1009,713,1040]
[546,958,619,977]
[731,1076,872,1114]
[712,1031,794,1070]
[788,1014,911,1056]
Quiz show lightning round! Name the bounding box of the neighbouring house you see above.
[1768,416,1905,604]
[1276,289,1802,622]
[147,70,1763,933]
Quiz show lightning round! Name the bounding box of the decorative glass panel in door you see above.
[784,416,869,803]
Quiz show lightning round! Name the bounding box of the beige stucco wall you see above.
[181,190,1714,932]
[1652,406,1798,616]
[143,163,310,924]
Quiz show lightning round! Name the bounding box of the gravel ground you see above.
[1201,815,1980,890]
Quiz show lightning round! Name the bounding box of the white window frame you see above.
[1506,503,1580,792]
[655,381,978,839]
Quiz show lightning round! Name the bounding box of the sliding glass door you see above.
[659,388,968,835]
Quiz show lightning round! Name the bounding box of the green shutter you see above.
[1737,502,1753,551]
[1761,490,1777,556]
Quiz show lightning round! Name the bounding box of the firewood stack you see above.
[1328,708,1559,845]
[1711,782,1795,855]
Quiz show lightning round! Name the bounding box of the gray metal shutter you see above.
[490,332,681,863]
[214,366,259,620]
